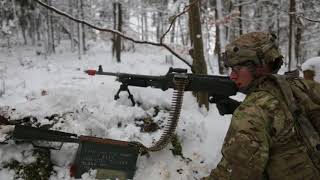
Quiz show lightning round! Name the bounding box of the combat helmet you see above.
[223,32,283,72]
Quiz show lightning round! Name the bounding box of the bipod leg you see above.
[114,84,136,106]
[114,86,123,100]
[125,87,136,106]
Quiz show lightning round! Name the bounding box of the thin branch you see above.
[285,10,320,23]
[233,1,320,23]
[232,0,255,7]
[34,0,193,70]
[160,0,199,43]
[205,9,240,26]
[272,5,320,23]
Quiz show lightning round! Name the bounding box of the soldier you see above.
[302,56,320,82]
[303,68,315,81]
[202,32,320,180]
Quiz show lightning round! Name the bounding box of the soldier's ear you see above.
[254,65,272,76]
[270,57,283,73]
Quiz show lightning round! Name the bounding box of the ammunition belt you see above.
[132,75,188,153]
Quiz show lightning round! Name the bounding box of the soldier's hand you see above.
[213,97,241,115]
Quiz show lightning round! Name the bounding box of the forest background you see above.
[0,0,320,179]
[1,0,320,72]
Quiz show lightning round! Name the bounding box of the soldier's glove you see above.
[210,96,241,115]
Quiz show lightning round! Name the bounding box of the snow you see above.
[301,56,320,82]
[0,41,238,179]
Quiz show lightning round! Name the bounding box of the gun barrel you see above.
[95,71,120,76]
[96,71,164,80]
[85,69,162,79]
[85,70,119,76]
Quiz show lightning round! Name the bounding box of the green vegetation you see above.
[170,134,183,158]
[3,148,53,180]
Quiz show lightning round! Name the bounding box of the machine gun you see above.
[85,65,238,106]
[84,66,238,152]
[10,125,140,179]
[11,125,138,150]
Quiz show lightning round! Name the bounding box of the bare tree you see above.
[77,0,82,59]
[143,11,148,41]
[214,0,224,74]
[288,0,296,71]
[68,0,75,52]
[295,17,303,66]
[33,0,193,68]
[19,8,28,45]
[46,0,55,54]
[238,0,243,35]
[112,2,122,62]
[80,0,86,53]
[188,0,208,109]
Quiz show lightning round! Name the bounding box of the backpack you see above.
[269,74,320,169]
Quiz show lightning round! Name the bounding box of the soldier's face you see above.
[229,65,254,90]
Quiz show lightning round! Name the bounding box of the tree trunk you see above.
[238,0,243,35]
[19,9,28,45]
[156,12,162,41]
[288,0,296,71]
[112,2,122,62]
[46,0,54,54]
[214,3,223,74]
[276,3,280,45]
[140,13,144,40]
[29,9,36,45]
[80,0,86,53]
[188,0,209,109]
[225,0,233,42]
[69,0,75,52]
[112,2,116,56]
[144,11,148,41]
[205,21,214,73]
[188,9,194,46]
[215,0,226,74]
[116,3,122,62]
[170,21,175,43]
[11,0,20,40]
[77,0,82,59]
[50,1,55,53]
[295,18,303,66]
[177,15,185,45]
[57,25,61,45]
[35,8,41,41]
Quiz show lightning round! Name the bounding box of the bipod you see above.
[114,84,136,106]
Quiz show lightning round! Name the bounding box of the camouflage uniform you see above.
[202,32,320,180]
[203,78,320,180]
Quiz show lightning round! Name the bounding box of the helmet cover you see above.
[223,32,282,67]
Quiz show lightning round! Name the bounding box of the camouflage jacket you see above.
[207,77,320,180]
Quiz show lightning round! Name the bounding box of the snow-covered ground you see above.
[0,41,238,180]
